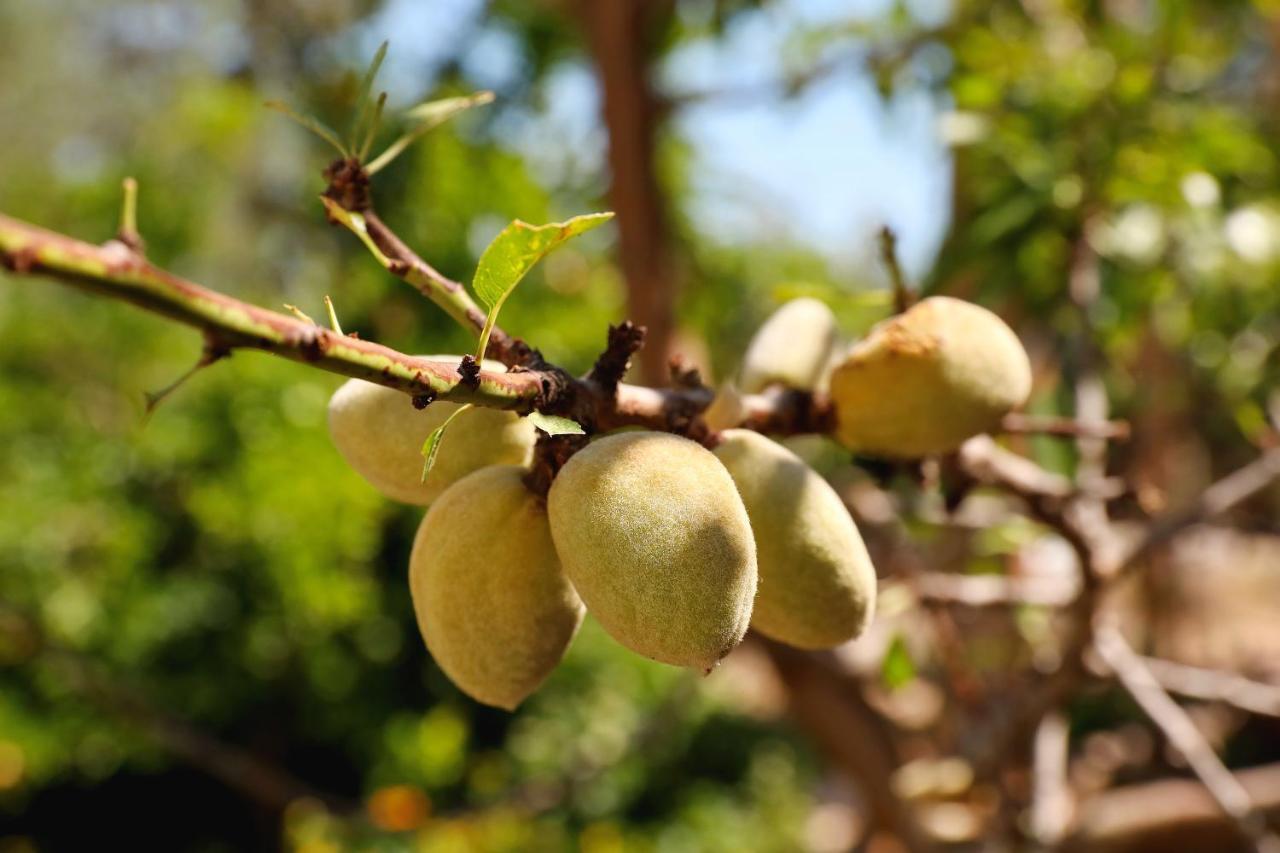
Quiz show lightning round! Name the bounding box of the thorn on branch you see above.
[116,177,145,254]
[323,294,343,335]
[282,303,315,324]
[142,337,230,420]
[878,225,915,315]
[587,321,647,397]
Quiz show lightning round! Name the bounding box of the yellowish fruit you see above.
[740,297,839,393]
[547,431,757,670]
[328,357,536,505]
[714,429,876,649]
[409,465,584,710]
[829,296,1031,457]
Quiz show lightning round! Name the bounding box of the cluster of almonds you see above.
[327,295,1031,709]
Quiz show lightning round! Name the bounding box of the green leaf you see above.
[420,404,472,484]
[264,101,349,157]
[880,634,916,691]
[365,91,496,176]
[404,91,496,125]
[357,91,388,163]
[349,41,389,154]
[471,213,614,359]
[525,412,585,436]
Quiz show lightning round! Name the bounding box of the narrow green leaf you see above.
[403,90,496,125]
[471,212,614,359]
[365,91,496,176]
[420,404,472,483]
[880,634,916,691]
[357,91,388,163]
[525,412,585,436]
[349,41,389,152]
[264,101,349,157]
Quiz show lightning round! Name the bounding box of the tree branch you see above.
[0,211,720,432]
[1105,446,1280,579]
[578,0,680,385]
[1094,623,1279,849]
[0,213,540,409]
[1068,761,1280,851]
[1136,658,1280,719]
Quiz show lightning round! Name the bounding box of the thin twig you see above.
[117,177,143,252]
[913,572,1078,608]
[1030,711,1073,846]
[0,213,540,409]
[1135,657,1280,719]
[1001,413,1130,441]
[1094,623,1278,849]
[1069,760,1280,850]
[1106,447,1280,579]
[878,226,915,315]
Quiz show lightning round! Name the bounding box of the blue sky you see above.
[363,0,954,281]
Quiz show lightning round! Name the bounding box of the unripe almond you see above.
[740,297,840,393]
[409,465,583,710]
[829,297,1031,458]
[547,432,757,670]
[714,429,876,649]
[328,357,536,505]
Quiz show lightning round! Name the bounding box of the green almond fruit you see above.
[409,465,583,710]
[548,431,758,670]
[714,429,876,649]
[328,356,536,505]
[740,297,840,394]
[829,296,1031,458]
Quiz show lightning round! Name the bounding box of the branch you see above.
[579,0,680,384]
[586,320,646,397]
[0,211,720,432]
[1030,710,1073,846]
[912,572,1078,608]
[1094,623,1278,848]
[0,213,540,409]
[1069,761,1280,851]
[1000,413,1130,441]
[1119,657,1280,719]
[878,226,915,315]
[760,640,936,852]
[1106,446,1280,579]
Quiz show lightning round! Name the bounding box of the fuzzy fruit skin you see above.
[829,296,1032,458]
[547,431,758,670]
[328,357,536,505]
[714,429,876,649]
[740,297,840,393]
[409,465,584,710]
